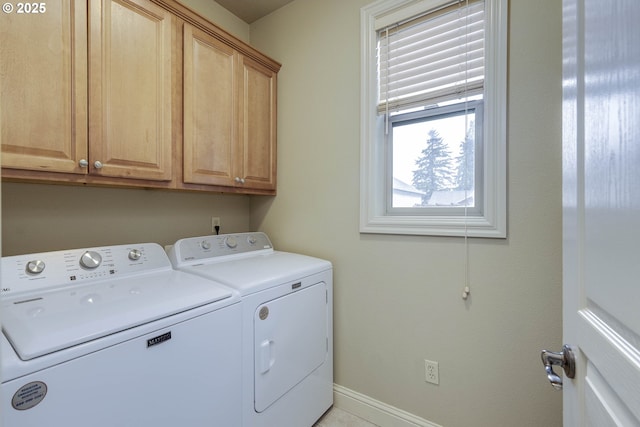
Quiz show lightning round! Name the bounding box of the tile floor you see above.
[313,407,379,427]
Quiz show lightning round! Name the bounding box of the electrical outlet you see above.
[424,359,439,385]
[211,217,221,233]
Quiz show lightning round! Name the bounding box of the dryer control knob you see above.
[247,235,257,245]
[80,251,102,269]
[201,240,211,250]
[26,260,46,275]
[128,249,142,261]
[224,236,238,249]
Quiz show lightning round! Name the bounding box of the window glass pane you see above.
[391,108,476,208]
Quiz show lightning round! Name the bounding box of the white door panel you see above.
[562,0,640,424]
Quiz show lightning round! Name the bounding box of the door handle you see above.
[259,339,275,374]
[540,344,576,390]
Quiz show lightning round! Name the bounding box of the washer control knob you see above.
[26,260,46,275]
[201,240,211,250]
[128,249,142,261]
[247,235,257,245]
[80,251,102,269]
[224,236,238,249]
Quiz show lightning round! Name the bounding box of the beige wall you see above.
[1,183,251,255]
[1,2,252,256]
[178,0,250,42]
[249,0,563,426]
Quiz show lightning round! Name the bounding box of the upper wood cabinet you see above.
[1,0,280,194]
[183,23,277,191]
[88,0,173,181]
[0,0,88,174]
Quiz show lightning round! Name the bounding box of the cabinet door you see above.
[183,24,238,187]
[0,1,88,174]
[238,56,277,190]
[89,0,172,181]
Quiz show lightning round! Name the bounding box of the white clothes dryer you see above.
[168,232,333,427]
[1,243,242,427]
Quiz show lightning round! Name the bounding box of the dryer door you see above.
[254,281,328,412]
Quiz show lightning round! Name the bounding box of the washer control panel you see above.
[1,243,171,298]
[169,232,273,265]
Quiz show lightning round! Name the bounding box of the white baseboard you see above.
[333,384,443,427]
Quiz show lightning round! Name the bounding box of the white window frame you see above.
[360,0,507,238]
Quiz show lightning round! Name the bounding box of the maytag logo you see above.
[147,332,172,348]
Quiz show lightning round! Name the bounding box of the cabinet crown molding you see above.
[151,0,282,72]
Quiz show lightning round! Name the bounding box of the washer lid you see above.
[1,270,235,361]
[184,251,332,295]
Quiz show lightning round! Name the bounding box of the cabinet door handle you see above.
[79,159,89,168]
[94,161,103,169]
[235,177,245,184]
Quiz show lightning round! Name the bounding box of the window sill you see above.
[359,213,506,238]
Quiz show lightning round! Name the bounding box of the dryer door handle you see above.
[259,340,275,374]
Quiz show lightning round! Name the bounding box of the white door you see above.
[559,0,640,425]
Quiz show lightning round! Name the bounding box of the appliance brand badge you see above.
[147,332,172,348]
[12,381,47,410]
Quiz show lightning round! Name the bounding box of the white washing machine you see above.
[168,232,333,427]
[1,243,242,427]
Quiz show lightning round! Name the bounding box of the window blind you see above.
[378,0,485,113]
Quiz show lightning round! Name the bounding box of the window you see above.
[360,0,507,237]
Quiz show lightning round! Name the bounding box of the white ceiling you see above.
[214,0,296,23]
